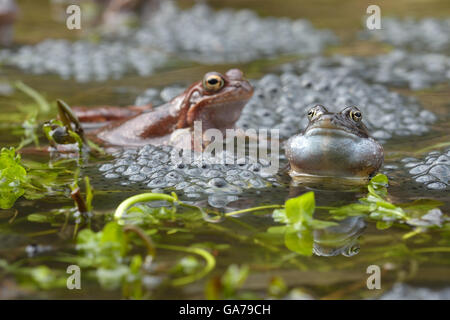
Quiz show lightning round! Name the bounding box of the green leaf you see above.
[221,264,249,298]
[329,203,373,216]
[130,255,143,274]
[27,213,50,223]
[101,222,128,257]
[266,226,288,234]
[370,173,388,187]
[284,228,313,256]
[272,209,289,224]
[268,276,288,298]
[270,192,335,255]
[96,266,129,290]
[285,191,315,226]
[171,256,201,276]
[0,147,28,209]
[376,220,393,230]
[367,174,388,199]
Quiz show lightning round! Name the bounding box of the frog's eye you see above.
[203,73,225,92]
[307,109,315,120]
[350,109,362,122]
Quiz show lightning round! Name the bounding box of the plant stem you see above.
[224,204,284,217]
[156,244,216,286]
[124,225,156,257]
[14,81,51,113]
[114,193,177,220]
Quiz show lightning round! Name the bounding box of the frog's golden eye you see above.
[350,109,362,122]
[203,73,225,92]
[307,109,315,120]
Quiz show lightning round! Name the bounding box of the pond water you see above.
[0,0,449,300]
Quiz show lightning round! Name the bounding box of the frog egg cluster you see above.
[133,70,436,141]
[360,18,450,52]
[401,149,450,190]
[97,144,280,208]
[0,2,336,80]
[281,50,450,90]
[0,39,167,82]
[380,283,450,300]
[133,1,338,63]
[236,70,436,141]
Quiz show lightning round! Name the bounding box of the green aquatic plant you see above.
[267,192,337,256]
[113,192,216,286]
[0,260,67,290]
[42,101,86,157]
[75,222,146,294]
[17,111,40,150]
[2,168,446,299]
[0,147,80,209]
[3,82,54,149]
[328,174,445,233]
[13,81,51,114]
[222,174,445,255]
[114,191,219,223]
[0,147,28,209]
[42,99,104,157]
[205,264,257,300]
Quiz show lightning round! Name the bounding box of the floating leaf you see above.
[270,192,336,256]
[285,227,313,256]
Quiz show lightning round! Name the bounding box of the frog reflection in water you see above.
[285,105,384,181]
[92,69,254,150]
[314,216,366,257]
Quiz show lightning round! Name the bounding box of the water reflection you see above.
[313,216,366,257]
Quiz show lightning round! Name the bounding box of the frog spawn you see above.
[0,40,167,82]
[239,70,436,141]
[359,17,450,53]
[401,149,450,190]
[134,70,436,142]
[0,2,337,82]
[379,284,450,300]
[133,1,338,64]
[97,144,281,208]
[281,50,450,90]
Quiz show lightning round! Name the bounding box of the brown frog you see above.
[92,69,253,149]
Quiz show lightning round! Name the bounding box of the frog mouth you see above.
[305,126,359,138]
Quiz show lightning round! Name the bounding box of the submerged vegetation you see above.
[1,135,448,299]
[0,85,448,298]
[0,0,449,300]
